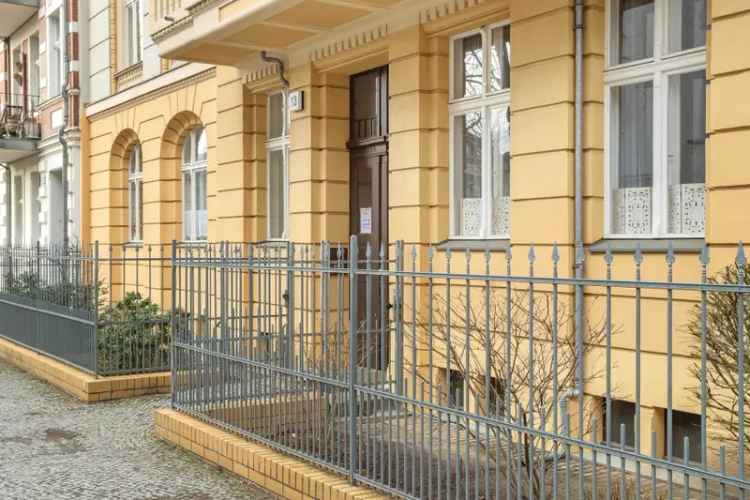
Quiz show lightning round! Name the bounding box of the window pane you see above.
[490,107,510,236]
[454,34,483,99]
[195,128,207,163]
[618,0,654,64]
[668,71,705,235]
[489,26,510,92]
[268,93,285,139]
[268,149,286,239]
[182,172,193,239]
[455,112,483,237]
[129,181,137,241]
[668,0,706,53]
[181,134,191,164]
[196,169,207,240]
[613,81,653,234]
[138,180,143,241]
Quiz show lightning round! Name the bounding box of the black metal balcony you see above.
[0,93,40,162]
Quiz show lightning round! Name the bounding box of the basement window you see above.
[450,23,511,240]
[603,399,636,449]
[669,409,702,463]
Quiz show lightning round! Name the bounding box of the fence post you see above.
[394,240,404,396]
[348,234,358,484]
[93,241,100,375]
[170,240,177,408]
[286,241,295,368]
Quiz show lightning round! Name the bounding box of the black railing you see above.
[0,93,41,140]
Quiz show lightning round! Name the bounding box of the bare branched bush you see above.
[405,287,613,498]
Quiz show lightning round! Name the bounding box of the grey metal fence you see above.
[0,243,173,376]
[172,238,750,499]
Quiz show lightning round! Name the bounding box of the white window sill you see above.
[588,238,705,254]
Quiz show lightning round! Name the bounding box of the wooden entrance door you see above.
[349,66,389,370]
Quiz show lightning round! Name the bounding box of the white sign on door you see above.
[360,207,372,234]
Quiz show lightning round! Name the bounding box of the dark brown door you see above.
[349,66,389,370]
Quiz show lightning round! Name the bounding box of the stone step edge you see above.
[154,408,390,500]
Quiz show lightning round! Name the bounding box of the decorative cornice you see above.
[245,63,279,84]
[114,62,144,92]
[419,0,490,23]
[308,24,389,63]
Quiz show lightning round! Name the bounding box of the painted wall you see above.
[84,0,750,466]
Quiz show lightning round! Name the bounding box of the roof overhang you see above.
[151,0,401,67]
[0,0,38,38]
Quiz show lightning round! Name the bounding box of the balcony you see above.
[0,93,40,163]
[0,0,38,38]
[149,0,400,66]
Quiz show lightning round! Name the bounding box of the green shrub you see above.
[97,292,170,373]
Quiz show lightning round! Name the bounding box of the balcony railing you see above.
[0,93,41,140]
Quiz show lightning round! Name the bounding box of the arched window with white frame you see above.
[128,143,143,242]
[266,91,289,240]
[605,0,706,237]
[181,127,208,241]
[449,23,511,239]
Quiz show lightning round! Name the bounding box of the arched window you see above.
[128,143,143,242]
[181,127,208,241]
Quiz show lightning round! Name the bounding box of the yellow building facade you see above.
[82,0,750,469]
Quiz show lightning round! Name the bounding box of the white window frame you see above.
[448,21,511,240]
[181,127,208,242]
[604,0,707,238]
[128,144,143,242]
[46,8,63,98]
[123,0,142,67]
[266,90,290,241]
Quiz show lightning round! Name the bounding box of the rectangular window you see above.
[266,92,289,240]
[669,410,701,463]
[448,370,465,410]
[450,24,511,239]
[29,34,40,106]
[47,9,62,97]
[124,0,142,66]
[606,0,706,237]
[604,399,636,449]
[13,175,23,245]
[487,377,505,417]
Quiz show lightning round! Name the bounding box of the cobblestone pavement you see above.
[0,360,275,500]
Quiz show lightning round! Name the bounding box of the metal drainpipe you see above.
[59,0,70,248]
[0,163,10,245]
[574,0,585,409]
[260,51,289,89]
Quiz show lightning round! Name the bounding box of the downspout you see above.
[0,162,10,245]
[3,38,9,105]
[573,0,585,412]
[59,0,70,248]
[260,51,289,89]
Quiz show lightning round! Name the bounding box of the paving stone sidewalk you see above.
[0,359,275,500]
